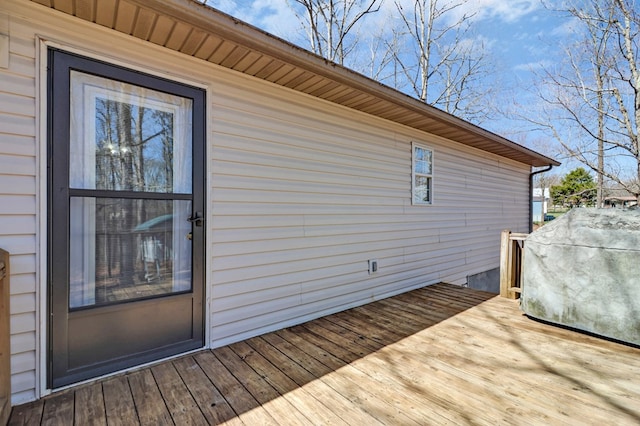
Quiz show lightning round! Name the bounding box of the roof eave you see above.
[29,0,560,168]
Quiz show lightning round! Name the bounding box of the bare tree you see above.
[530,0,640,203]
[533,172,561,193]
[386,0,493,122]
[359,19,403,84]
[288,0,382,65]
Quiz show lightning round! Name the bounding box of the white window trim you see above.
[412,142,434,205]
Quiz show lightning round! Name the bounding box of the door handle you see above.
[187,211,203,227]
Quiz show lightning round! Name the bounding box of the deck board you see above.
[7,399,43,426]
[151,362,208,425]
[172,356,241,425]
[40,391,73,426]
[74,383,106,426]
[194,350,279,426]
[9,283,640,425]
[127,369,173,425]
[101,376,139,426]
[212,346,313,425]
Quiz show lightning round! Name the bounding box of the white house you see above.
[0,0,558,406]
[532,187,551,222]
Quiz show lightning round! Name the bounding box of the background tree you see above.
[530,0,640,204]
[550,167,597,208]
[383,0,493,122]
[287,0,382,65]
[283,0,496,123]
[533,171,561,202]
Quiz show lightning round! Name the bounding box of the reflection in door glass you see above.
[69,197,192,309]
[94,99,175,192]
[69,70,193,193]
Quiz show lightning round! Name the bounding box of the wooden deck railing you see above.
[499,230,528,299]
[0,248,10,425]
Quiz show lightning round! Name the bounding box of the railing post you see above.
[500,230,528,299]
[0,248,10,426]
[500,231,528,299]
[499,230,511,298]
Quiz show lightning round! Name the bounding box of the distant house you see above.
[604,196,638,208]
[602,184,638,208]
[532,188,551,222]
[0,0,558,404]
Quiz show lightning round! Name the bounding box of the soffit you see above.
[30,0,559,167]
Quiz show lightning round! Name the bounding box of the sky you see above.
[207,1,571,72]
[203,0,581,167]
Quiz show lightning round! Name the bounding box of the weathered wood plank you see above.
[102,376,139,426]
[298,322,372,360]
[262,331,394,424]
[390,316,616,422]
[285,324,438,425]
[8,284,640,425]
[229,339,346,426]
[151,362,208,425]
[212,346,313,425]
[40,392,73,426]
[7,398,43,425]
[275,328,401,425]
[258,332,386,425]
[307,319,462,425]
[172,356,242,426]
[127,370,173,426]
[0,248,10,426]
[392,289,639,423]
[74,383,106,426]
[194,351,278,426]
[311,317,383,353]
[325,333,463,424]
[500,229,512,297]
[327,309,398,345]
[337,296,570,423]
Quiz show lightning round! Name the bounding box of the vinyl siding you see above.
[207,76,529,346]
[2,0,530,404]
[1,3,39,405]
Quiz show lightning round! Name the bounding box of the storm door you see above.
[48,49,205,388]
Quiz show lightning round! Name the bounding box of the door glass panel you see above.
[69,71,193,193]
[69,197,193,309]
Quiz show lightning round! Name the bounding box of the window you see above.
[412,143,433,205]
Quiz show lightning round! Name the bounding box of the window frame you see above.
[411,142,434,205]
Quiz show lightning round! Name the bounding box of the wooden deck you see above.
[9,283,640,425]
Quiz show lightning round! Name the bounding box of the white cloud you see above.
[207,0,300,38]
[549,16,580,37]
[248,2,295,28]
[210,0,542,30]
[378,0,540,24]
[452,0,541,24]
[513,59,553,72]
[252,1,303,40]
[204,0,241,16]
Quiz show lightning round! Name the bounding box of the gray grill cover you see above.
[522,208,640,345]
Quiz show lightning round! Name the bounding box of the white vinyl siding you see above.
[0,4,38,404]
[207,79,529,346]
[2,0,531,404]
